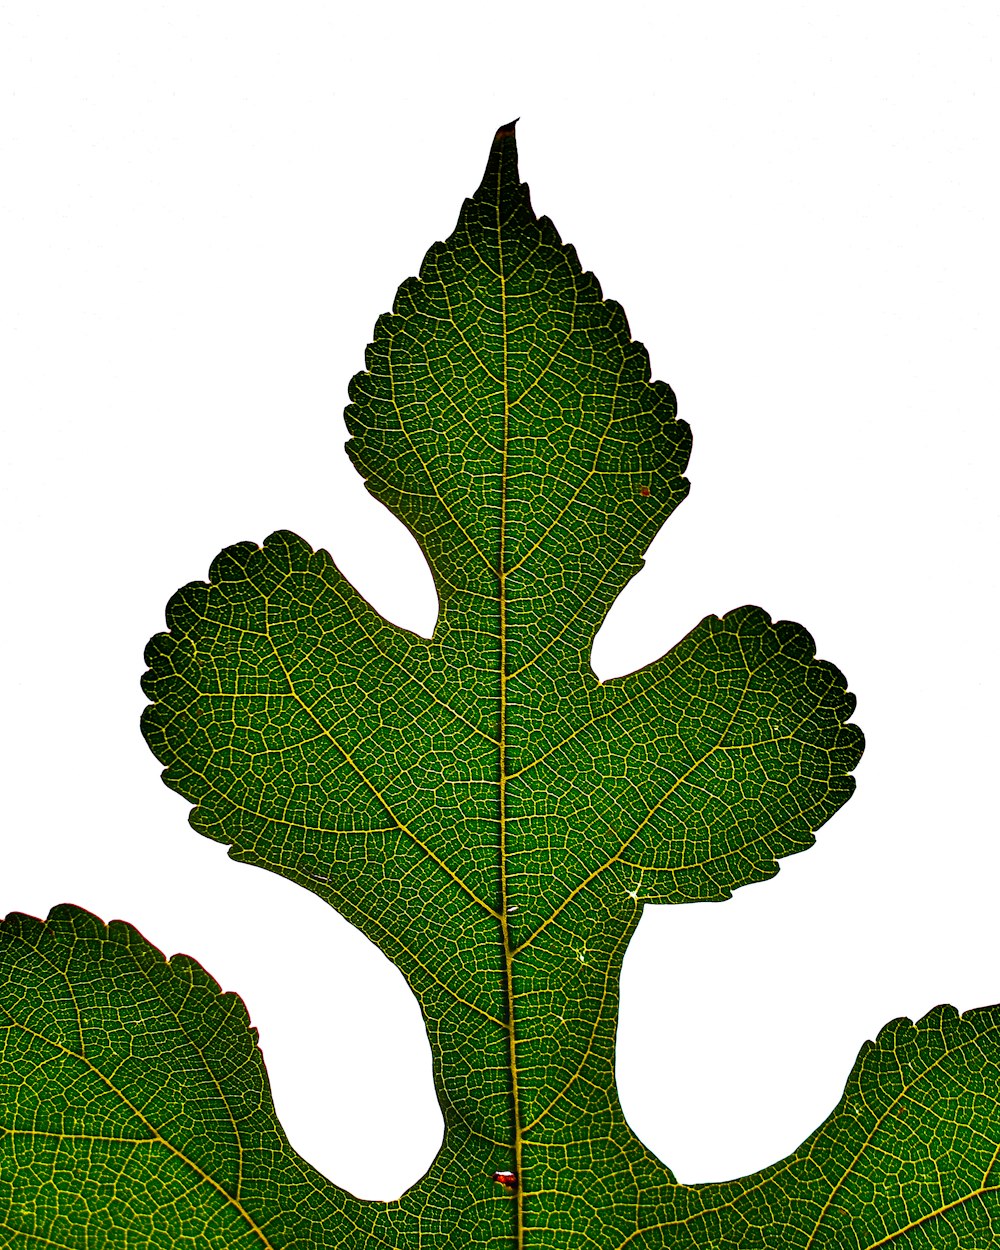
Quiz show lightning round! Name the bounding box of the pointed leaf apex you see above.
[476,119,522,203]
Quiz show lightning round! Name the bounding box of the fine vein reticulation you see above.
[2,123,998,1249]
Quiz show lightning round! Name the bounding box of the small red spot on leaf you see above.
[639,486,650,497]
[492,1171,518,1191]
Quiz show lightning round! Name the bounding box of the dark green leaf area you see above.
[0,906,352,1248]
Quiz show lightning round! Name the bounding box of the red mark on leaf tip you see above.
[639,486,650,497]
[492,1171,518,1191]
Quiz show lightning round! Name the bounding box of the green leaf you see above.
[0,906,355,1249]
[2,122,996,1248]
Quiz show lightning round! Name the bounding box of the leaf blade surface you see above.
[135,122,866,1244]
[5,123,991,1249]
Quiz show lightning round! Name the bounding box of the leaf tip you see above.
[475,119,525,204]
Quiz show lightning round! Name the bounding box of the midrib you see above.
[495,177,524,1250]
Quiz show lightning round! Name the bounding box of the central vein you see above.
[495,164,524,1249]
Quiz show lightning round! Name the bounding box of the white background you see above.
[2,1,998,1203]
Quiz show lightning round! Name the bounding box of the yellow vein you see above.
[151,960,248,1200]
[262,597,500,920]
[278,572,500,748]
[502,318,576,416]
[0,1129,154,1143]
[508,623,832,780]
[519,898,637,1137]
[383,347,492,572]
[295,867,506,1030]
[803,1018,1000,1249]
[3,927,85,1054]
[512,673,756,955]
[7,1017,280,1250]
[494,138,526,1250]
[439,283,504,385]
[862,1185,1000,1249]
[503,389,610,582]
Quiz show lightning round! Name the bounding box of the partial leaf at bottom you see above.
[649,1005,1000,1250]
[0,906,358,1248]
